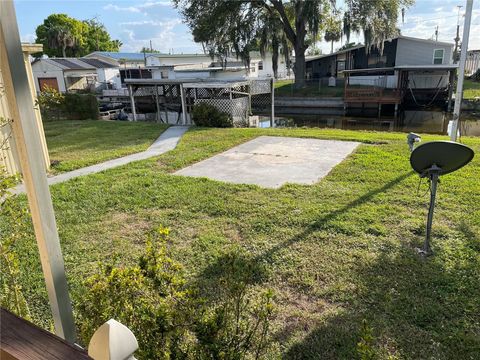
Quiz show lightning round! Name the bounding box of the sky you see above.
[14,0,480,56]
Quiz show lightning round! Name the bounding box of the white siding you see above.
[395,38,453,66]
[98,68,121,89]
[31,60,66,92]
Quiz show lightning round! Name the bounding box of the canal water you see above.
[251,110,480,136]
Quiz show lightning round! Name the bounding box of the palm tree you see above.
[324,16,342,54]
[45,24,75,57]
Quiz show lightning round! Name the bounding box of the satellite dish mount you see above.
[410,141,474,256]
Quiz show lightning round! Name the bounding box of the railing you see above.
[345,87,383,100]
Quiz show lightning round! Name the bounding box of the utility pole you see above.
[435,26,438,42]
[451,0,473,141]
[150,39,153,52]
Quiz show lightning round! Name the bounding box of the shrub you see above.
[192,103,233,128]
[470,69,480,82]
[35,86,65,120]
[78,227,275,360]
[63,93,99,120]
[36,87,99,120]
[0,117,31,319]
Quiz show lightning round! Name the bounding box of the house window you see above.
[250,67,255,73]
[367,54,387,67]
[161,70,169,79]
[258,61,263,70]
[433,49,444,64]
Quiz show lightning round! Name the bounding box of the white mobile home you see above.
[31,58,121,92]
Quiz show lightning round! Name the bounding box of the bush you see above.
[192,103,233,128]
[470,69,480,82]
[36,87,99,120]
[78,227,275,360]
[63,93,99,120]
[0,117,31,320]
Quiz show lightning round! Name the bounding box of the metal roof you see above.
[80,58,117,69]
[341,64,458,74]
[86,51,149,61]
[394,64,458,71]
[124,78,249,86]
[49,58,94,70]
[183,81,249,88]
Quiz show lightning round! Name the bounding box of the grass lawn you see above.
[7,127,480,359]
[463,79,480,100]
[274,79,345,97]
[44,120,168,173]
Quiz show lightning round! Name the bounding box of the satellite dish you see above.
[410,141,474,255]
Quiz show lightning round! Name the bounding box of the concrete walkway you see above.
[13,126,189,194]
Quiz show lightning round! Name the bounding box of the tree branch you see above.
[267,0,296,45]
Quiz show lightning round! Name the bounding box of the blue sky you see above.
[15,0,480,55]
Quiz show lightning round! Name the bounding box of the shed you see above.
[31,58,98,93]
[0,40,49,175]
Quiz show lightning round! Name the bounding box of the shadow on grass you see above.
[195,172,414,295]
[195,170,479,357]
[257,171,414,265]
[283,244,480,359]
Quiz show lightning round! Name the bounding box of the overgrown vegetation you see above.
[5,127,480,358]
[43,120,168,173]
[191,103,233,128]
[79,226,276,359]
[0,117,31,319]
[463,79,480,100]
[37,86,99,120]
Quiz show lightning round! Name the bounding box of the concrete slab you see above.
[175,136,360,188]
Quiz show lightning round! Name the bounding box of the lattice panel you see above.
[251,93,271,113]
[249,79,272,94]
[133,87,156,96]
[195,97,249,125]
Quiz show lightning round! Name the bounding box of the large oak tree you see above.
[174,0,413,88]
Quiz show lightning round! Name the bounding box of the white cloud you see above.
[21,33,36,43]
[103,4,142,13]
[120,19,181,26]
[103,1,172,13]
[119,18,198,53]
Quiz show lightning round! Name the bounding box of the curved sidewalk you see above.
[13,126,189,194]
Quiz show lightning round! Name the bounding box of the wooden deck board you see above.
[0,308,91,360]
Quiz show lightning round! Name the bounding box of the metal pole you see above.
[154,85,161,122]
[128,84,137,121]
[451,0,473,141]
[270,78,275,127]
[423,171,439,255]
[180,83,187,125]
[0,0,76,342]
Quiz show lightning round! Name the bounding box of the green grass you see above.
[463,79,480,100]
[8,127,480,359]
[44,120,168,173]
[274,79,345,97]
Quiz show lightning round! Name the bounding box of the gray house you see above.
[306,36,453,80]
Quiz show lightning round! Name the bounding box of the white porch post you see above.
[0,0,76,342]
[180,83,187,125]
[271,78,275,127]
[154,85,161,122]
[128,84,137,121]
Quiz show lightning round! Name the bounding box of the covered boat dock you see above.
[124,78,273,125]
[342,64,458,117]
